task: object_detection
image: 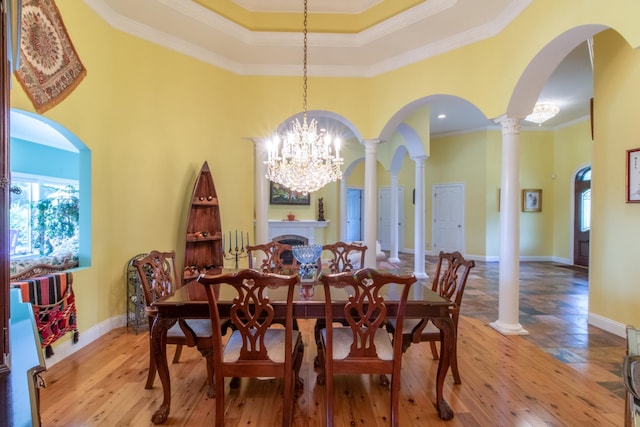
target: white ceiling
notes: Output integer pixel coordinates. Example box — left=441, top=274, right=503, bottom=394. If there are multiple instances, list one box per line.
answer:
left=71, top=1, right=594, bottom=137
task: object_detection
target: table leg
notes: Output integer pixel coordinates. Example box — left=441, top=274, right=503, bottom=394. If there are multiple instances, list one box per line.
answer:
left=150, top=316, right=176, bottom=424
left=431, top=316, right=455, bottom=420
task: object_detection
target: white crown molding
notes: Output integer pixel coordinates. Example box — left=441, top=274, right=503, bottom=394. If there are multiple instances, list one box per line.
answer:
left=153, top=0, right=456, bottom=47
left=84, top=0, right=532, bottom=77
left=232, top=0, right=383, bottom=14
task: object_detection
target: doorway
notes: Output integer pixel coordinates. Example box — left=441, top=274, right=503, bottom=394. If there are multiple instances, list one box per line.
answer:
left=432, top=183, right=465, bottom=254
left=573, top=166, right=591, bottom=267
left=346, top=187, right=363, bottom=242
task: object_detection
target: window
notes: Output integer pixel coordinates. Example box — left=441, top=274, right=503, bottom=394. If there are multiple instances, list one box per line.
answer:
left=580, top=189, right=591, bottom=232
left=577, top=167, right=591, bottom=233
left=10, top=172, right=79, bottom=261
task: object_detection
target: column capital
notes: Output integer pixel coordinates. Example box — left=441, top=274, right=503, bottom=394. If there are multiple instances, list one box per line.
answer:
left=248, top=137, right=269, bottom=153
left=363, top=138, right=383, bottom=147
left=411, top=155, right=428, bottom=162
left=493, top=115, right=522, bottom=135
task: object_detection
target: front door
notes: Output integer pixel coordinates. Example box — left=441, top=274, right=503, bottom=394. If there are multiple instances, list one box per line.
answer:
left=573, top=166, right=591, bottom=267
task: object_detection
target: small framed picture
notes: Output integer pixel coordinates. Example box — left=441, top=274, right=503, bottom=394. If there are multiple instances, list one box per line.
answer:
left=522, top=189, right=542, bottom=212
left=626, top=148, right=640, bottom=203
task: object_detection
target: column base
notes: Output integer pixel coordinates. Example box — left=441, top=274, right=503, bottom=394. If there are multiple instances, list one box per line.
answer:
left=489, top=320, right=529, bottom=335
left=413, top=271, right=428, bottom=279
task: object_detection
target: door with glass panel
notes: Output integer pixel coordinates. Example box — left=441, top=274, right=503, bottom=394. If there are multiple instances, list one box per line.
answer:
left=573, top=166, right=591, bottom=267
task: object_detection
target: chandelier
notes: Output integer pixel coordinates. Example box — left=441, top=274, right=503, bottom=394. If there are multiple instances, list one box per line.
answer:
left=525, top=103, right=560, bottom=125
left=265, top=0, right=343, bottom=194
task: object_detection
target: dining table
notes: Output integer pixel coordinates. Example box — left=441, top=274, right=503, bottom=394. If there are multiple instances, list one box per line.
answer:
left=148, top=270, right=456, bottom=424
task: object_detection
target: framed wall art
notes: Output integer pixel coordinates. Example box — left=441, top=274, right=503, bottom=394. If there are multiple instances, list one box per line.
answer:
left=627, top=148, right=640, bottom=203
left=522, top=189, right=542, bottom=212
left=269, top=181, right=310, bottom=205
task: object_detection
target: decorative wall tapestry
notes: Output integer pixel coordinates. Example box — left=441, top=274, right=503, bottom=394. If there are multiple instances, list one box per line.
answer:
left=15, top=0, right=86, bottom=114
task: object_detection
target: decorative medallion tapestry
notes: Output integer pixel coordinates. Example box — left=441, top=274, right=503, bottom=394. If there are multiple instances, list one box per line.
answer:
left=15, top=0, right=86, bottom=114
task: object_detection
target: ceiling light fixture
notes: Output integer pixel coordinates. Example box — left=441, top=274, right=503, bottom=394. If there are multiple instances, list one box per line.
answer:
left=265, top=0, right=342, bottom=194
left=525, top=103, right=560, bottom=125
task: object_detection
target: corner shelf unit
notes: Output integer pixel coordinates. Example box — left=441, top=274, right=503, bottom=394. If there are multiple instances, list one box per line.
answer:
left=183, top=161, right=223, bottom=283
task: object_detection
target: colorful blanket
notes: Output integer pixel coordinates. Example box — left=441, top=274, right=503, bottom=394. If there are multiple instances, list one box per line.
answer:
left=11, top=272, right=79, bottom=357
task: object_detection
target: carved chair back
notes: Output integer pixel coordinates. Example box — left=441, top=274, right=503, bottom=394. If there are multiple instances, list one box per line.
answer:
left=133, top=250, right=180, bottom=310
left=247, top=241, right=299, bottom=273
left=431, top=251, right=475, bottom=325
left=322, top=241, right=367, bottom=273
left=198, top=269, right=303, bottom=426
left=317, top=268, right=416, bottom=427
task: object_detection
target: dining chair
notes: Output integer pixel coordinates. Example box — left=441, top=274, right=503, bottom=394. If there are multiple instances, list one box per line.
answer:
left=312, top=241, right=368, bottom=367
left=198, top=269, right=304, bottom=427
left=387, top=250, right=475, bottom=385
left=321, top=241, right=367, bottom=272
left=133, top=250, right=215, bottom=397
left=317, top=268, right=416, bottom=427
left=247, top=241, right=299, bottom=273
left=625, top=325, right=640, bottom=427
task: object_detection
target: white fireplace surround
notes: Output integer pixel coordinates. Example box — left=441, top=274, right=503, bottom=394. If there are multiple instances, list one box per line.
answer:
left=268, top=220, right=329, bottom=246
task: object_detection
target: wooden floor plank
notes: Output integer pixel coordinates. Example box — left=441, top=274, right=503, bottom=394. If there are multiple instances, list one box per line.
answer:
left=39, top=256, right=626, bottom=426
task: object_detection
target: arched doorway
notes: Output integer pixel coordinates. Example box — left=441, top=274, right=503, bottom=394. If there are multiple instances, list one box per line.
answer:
left=573, top=166, right=591, bottom=267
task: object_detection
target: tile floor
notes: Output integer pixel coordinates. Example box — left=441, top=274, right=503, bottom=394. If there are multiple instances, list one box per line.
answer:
left=393, top=252, right=627, bottom=399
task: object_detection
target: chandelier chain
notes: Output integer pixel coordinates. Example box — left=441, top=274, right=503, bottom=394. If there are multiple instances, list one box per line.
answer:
left=302, top=0, right=308, bottom=118
left=264, top=0, right=343, bottom=194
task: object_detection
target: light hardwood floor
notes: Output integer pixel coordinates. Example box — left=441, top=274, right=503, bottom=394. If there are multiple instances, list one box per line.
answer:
left=40, top=257, right=627, bottom=426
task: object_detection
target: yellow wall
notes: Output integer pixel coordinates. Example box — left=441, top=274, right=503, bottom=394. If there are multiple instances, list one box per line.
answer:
left=397, top=156, right=415, bottom=249
left=552, top=121, right=593, bottom=260
left=591, top=29, right=640, bottom=326
left=518, top=131, right=555, bottom=256
left=9, top=0, right=640, bottom=340
left=430, top=131, right=488, bottom=255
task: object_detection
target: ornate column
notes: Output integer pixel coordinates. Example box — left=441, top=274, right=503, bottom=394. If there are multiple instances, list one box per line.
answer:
left=413, top=156, right=427, bottom=279
left=389, top=173, right=400, bottom=263
left=363, top=139, right=380, bottom=268
left=490, top=117, right=528, bottom=335
left=252, top=138, right=269, bottom=245
left=340, top=178, right=348, bottom=242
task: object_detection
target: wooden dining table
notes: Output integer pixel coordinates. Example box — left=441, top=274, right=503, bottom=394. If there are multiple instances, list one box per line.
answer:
left=148, top=272, right=456, bottom=424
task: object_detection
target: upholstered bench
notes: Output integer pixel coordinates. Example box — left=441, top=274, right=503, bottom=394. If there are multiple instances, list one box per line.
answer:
left=10, top=270, right=79, bottom=358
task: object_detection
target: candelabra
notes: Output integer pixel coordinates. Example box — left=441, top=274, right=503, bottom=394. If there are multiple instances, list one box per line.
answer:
left=223, top=230, right=249, bottom=270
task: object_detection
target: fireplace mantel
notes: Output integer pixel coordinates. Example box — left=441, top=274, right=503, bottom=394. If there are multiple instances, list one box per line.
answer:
left=268, top=220, right=329, bottom=245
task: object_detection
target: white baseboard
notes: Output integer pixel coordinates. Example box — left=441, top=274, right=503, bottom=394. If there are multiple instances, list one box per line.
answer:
left=44, top=314, right=127, bottom=368
left=588, top=312, right=627, bottom=338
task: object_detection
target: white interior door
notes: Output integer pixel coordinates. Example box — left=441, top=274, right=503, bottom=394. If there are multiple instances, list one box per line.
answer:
left=432, top=183, right=465, bottom=254
left=346, top=187, right=363, bottom=242
left=378, top=187, right=404, bottom=251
